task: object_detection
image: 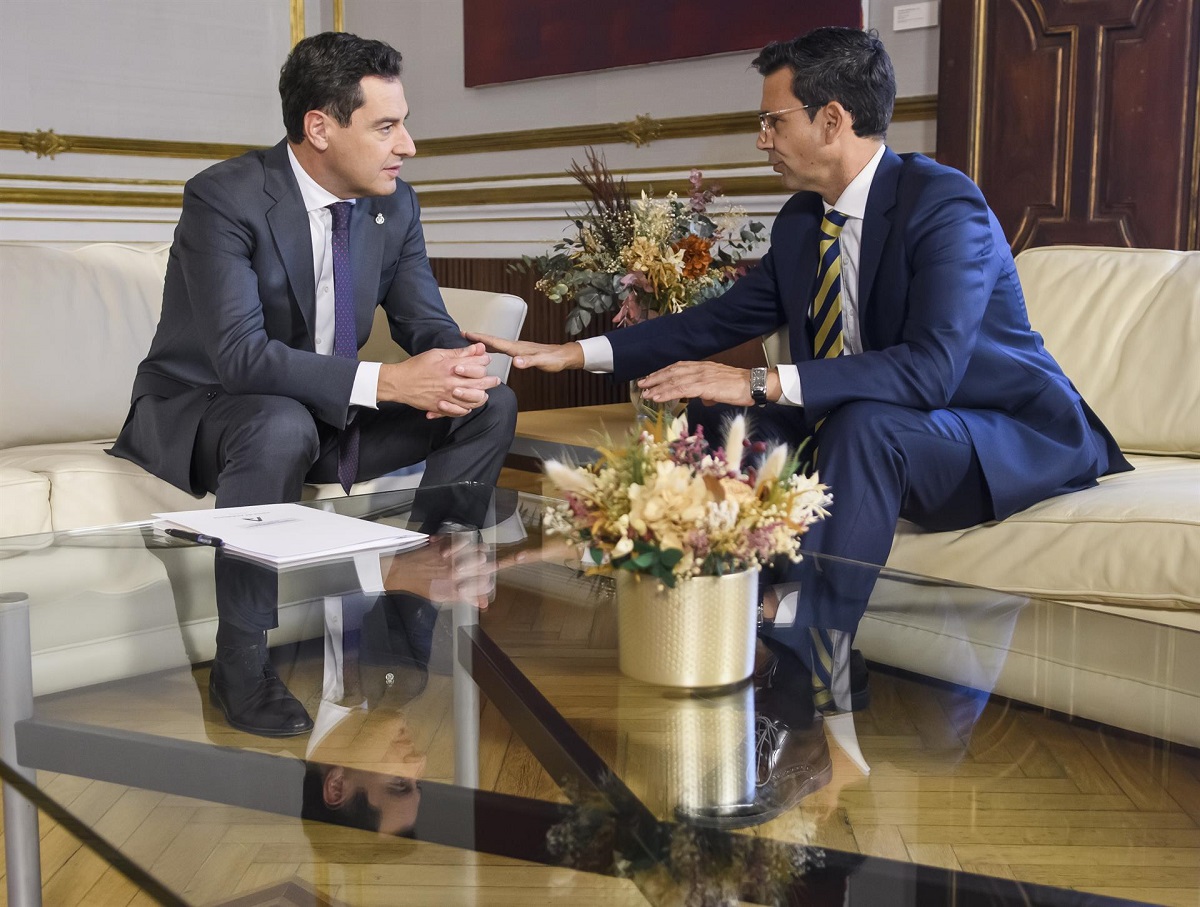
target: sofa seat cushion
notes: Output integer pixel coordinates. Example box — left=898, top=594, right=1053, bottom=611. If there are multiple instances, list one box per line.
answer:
left=0, top=466, right=52, bottom=537
left=0, top=441, right=214, bottom=531
left=887, top=454, right=1200, bottom=609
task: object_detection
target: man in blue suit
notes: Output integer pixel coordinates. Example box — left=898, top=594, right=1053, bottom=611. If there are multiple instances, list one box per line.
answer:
left=472, top=27, right=1128, bottom=759
left=112, top=32, right=515, bottom=736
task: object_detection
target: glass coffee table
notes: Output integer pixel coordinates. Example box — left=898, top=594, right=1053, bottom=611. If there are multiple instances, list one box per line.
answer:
left=1, top=483, right=1194, bottom=905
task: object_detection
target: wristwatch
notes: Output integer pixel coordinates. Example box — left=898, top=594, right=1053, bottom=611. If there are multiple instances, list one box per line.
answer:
left=750, top=367, right=768, bottom=407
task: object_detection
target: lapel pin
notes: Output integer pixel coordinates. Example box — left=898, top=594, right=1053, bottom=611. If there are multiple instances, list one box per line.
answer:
left=375, top=213, right=385, bottom=225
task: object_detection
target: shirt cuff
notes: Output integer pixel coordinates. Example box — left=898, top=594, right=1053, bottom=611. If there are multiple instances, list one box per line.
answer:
left=578, top=336, right=614, bottom=373
left=776, top=364, right=804, bottom=406
left=351, top=361, right=382, bottom=409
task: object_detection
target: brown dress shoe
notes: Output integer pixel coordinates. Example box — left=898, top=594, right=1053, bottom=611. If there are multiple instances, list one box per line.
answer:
left=675, top=712, right=831, bottom=829
left=752, top=713, right=832, bottom=818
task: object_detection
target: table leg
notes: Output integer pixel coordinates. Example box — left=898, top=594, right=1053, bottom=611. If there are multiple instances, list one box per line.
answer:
left=0, top=593, right=42, bottom=907
left=452, top=600, right=480, bottom=788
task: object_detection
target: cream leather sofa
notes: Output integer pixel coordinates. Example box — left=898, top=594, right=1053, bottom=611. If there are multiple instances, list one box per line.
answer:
left=856, top=246, right=1200, bottom=747
left=0, top=240, right=526, bottom=698
left=0, top=241, right=526, bottom=537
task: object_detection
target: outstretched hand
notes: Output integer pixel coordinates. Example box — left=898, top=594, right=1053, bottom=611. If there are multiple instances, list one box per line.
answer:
left=638, top=361, right=760, bottom=407
left=463, top=332, right=584, bottom=373
left=377, top=343, right=500, bottom=419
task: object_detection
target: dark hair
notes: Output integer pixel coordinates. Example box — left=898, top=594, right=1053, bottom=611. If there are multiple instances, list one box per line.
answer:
left=752, top=28, right=895, bottom=139
left=301, top=763, right=382, bottom=831
left=279, top=32, right=403, bottom=143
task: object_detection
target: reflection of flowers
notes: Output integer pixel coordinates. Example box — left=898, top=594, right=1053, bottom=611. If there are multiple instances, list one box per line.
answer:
left=543, top=414, right=831, bottom=586
left=518, top=149, right=767, bottom=335
left=547, top=788, right=812, bottom=907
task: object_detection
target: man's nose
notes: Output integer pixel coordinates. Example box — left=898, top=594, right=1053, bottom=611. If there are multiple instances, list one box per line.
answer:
left=396, top=127, right=416, bottom=158
left=756, top=131, right=772, bottom=152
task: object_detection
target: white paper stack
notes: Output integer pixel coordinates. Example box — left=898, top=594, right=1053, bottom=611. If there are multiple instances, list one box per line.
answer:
left=154, top=503, right=427, bottom=566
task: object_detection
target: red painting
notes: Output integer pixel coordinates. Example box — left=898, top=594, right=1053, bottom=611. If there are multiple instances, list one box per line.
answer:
left=463, top=0, right=865, bottom=87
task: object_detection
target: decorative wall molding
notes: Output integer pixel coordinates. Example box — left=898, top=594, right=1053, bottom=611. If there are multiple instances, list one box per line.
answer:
left=290, top=0, right=305, bottom=47
left=0, top=96, right=936, bottom=162
left=0, top=131, right=259, bottom=161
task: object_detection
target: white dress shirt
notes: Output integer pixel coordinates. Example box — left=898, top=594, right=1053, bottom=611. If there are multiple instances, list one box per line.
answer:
left=287, top=146, right=381, bottom=409
left=578, top=143, right=889, bottom=408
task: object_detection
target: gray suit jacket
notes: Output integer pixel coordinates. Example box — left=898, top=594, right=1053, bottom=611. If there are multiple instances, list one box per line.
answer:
left=111, top=139, right=463, bottom=493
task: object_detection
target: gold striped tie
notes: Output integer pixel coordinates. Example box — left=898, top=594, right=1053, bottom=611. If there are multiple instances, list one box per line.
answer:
left=806, top=209, right=849, bottom=470
left=813, top=209, right=849, bottom=362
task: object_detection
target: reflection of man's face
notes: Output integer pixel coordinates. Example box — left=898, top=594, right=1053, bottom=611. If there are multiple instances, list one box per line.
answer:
left=323, top=767, right=421, bottom=836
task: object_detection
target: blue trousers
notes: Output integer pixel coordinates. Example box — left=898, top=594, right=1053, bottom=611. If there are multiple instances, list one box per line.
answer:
left=688, top=399, right=993, bottom=636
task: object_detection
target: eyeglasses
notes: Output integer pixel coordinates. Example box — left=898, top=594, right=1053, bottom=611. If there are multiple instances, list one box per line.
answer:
left=758, top=104, right=810, bottom=135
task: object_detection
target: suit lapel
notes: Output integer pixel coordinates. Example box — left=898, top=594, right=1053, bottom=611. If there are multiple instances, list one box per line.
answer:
left=857, top=148, right=901, bottom=332
left=263, top=141, right=317, bottom=338
left=350, top=200, right=385, bottom=343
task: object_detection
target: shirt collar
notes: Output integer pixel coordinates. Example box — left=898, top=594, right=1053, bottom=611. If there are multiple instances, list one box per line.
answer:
left=826, top=143, right=887, bottom=220
left=286, top=143, right=355, bottom=214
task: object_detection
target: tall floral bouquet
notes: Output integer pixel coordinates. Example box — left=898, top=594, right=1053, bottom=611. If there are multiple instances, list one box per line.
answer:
left=543, top=414, right=831, bottom=587
left=520, top=149, right=768, bottom=335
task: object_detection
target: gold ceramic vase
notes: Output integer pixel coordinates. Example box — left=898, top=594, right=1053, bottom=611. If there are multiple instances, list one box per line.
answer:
left=615, top=569, right=758, bottom=688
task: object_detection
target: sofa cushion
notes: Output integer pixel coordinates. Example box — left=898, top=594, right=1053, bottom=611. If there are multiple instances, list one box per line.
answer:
left=887, top=454, right=1200, bottom=609
left=0, top=466, right=52, bottom=537
left=1015, top=245, right=1200, bottom=456
left=0, top=441, right=213, bottom=531
left=0, top=242, right=169, bottom=450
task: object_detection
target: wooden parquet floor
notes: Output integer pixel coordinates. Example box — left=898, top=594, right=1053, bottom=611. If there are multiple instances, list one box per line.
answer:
left=3, top=469, right=1200, bottom=904
left=6, top=653, right=1200, bottom=904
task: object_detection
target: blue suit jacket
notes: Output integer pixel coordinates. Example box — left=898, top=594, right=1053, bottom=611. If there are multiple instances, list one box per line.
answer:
left=111, top=140, right=463, bottom=493
left=609, top=150, right=1129, bottom=520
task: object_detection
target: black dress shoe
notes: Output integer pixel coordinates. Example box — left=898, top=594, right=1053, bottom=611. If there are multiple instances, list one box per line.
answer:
left=208, top=644, right=314, bottom=737
left=677, top=713, right=832, bottom=829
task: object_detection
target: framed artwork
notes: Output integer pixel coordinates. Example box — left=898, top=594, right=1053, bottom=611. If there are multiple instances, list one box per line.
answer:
left=463, top=0, right=865, bottom=87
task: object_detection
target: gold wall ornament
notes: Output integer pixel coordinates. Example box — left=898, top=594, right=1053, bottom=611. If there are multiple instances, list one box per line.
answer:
left=19, top=129, right=73, bottom=160
left=620, top=113, right=663, bottom=147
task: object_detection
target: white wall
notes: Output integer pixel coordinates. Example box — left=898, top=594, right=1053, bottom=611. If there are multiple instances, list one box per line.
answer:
left=0, top=0, right=940, bottom=253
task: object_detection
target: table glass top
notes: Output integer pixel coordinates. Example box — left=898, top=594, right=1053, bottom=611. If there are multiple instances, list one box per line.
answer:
left=1, top=483, right=1195, bottom=906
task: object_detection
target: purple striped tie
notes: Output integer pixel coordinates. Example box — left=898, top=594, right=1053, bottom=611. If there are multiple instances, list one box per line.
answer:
left=328, top=201, right=360, bottom=495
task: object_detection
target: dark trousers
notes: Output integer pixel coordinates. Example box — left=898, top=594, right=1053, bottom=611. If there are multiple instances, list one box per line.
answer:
left=688, top=398, right=994, bottom=640
left=199, top=385, right=515, bottom=641
left=192, top=384, right=517, bottom=508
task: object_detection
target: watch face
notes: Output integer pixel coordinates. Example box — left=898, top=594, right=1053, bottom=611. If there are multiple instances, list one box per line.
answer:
left=751, top=368, right=767, bottom=405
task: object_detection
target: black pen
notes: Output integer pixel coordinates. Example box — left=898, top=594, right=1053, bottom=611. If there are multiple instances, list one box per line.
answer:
left=163, top=528, right=225, bottom=548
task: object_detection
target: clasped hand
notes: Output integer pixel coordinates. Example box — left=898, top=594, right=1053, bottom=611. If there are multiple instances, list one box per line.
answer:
left=383, top=533, right=498, bottom=609
left=377, top=342, right=500, bottom=418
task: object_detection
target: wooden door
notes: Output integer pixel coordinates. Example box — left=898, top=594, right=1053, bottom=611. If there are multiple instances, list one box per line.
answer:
left=937, top=0, right=1200, bottom=251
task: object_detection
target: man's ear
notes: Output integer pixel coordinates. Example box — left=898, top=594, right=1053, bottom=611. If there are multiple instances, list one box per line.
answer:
left=823, top=102, right=853, bottom=143
left=304, top=110, right=331, bottom=151
left=322, top=766, right=347, bottom=807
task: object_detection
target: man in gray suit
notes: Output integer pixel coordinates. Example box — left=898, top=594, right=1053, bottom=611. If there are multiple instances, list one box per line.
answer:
left=111, top=32, right=515, bottom=736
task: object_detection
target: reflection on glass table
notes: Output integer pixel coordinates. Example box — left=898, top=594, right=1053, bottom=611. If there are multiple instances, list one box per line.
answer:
left=1, top=483, right=1195, bottom=905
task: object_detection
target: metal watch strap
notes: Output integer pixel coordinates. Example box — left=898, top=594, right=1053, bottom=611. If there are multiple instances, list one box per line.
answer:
left=750, top=367, right=768, bottom=407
